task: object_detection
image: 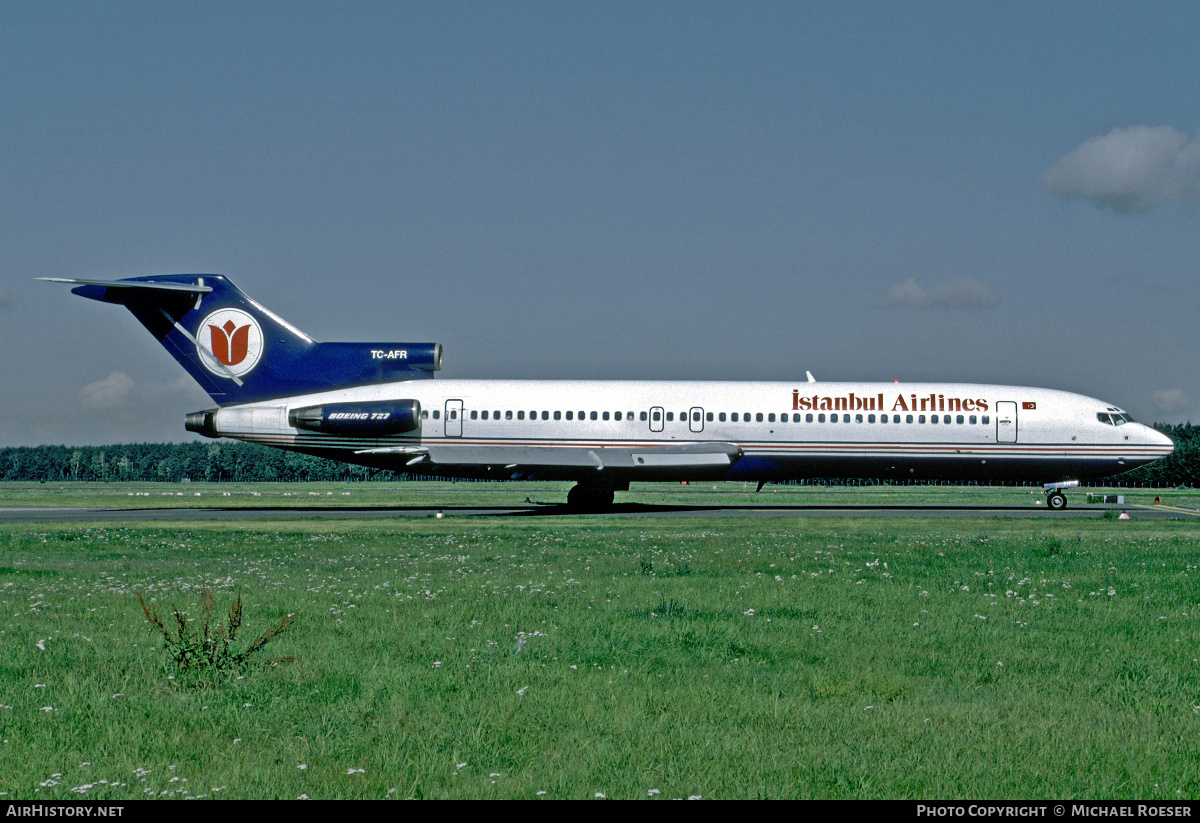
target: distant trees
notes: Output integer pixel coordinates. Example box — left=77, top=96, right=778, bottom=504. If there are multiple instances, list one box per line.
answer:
left=0, top=441, right=402, bottom=483
left=1, top=423, right=1197, bottom=485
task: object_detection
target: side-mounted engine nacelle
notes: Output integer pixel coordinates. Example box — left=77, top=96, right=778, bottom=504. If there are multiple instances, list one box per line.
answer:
left=287, top=400, right=422, bottom=436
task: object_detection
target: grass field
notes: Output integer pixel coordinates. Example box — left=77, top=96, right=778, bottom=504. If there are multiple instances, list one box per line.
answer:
left=1, top=484, right=1198, bottom=799
left=2, top=479, right=1198, bottom=510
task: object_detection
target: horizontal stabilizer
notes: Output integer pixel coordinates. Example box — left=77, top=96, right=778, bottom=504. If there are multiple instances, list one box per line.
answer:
left=38, top=277, right=213, bottom=297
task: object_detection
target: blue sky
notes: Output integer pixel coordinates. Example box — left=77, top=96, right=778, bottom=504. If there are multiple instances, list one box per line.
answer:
left=2, top=1, right=1198, bottom=444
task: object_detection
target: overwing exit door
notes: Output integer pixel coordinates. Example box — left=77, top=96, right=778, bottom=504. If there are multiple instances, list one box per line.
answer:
left=445, top=400, right=463, bottom=437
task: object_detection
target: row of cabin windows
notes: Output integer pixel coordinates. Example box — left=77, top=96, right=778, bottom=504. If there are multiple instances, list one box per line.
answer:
left=419, top=408, right=991, bottom=426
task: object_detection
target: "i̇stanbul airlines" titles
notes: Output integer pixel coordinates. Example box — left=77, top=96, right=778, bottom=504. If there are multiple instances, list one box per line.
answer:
left=791, top=391, right=990, bottom=413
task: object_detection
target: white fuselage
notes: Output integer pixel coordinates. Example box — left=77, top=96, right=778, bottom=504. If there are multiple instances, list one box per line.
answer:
left=206, top=380, right=1174, bottom=485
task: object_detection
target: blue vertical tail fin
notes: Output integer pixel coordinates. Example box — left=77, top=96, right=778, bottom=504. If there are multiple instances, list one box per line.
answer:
left=42, top=274, right=441, bottom=405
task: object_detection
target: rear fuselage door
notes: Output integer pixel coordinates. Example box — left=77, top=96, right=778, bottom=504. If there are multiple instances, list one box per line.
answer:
left=649, top=406, right=664, bottom=433
left=996, top=401, right=1017, bottom=443
left=445, top=400, right=463, bottom=437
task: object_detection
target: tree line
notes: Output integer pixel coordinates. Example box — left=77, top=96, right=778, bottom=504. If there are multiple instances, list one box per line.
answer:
left=2, top=423, right=1197, bottom=486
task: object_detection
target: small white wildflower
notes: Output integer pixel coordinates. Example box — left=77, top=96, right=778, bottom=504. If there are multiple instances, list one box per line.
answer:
left=595, top=792, right=606, bottom=799
left=516, top=686, right=529, bottom=696
left=648, top=789, right=661, bottom=796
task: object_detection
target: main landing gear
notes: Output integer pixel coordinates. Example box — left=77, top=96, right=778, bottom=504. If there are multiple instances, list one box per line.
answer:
left=566, top=478, right=623, bottom=511
left=1043, top=480, right=1079, bottom=511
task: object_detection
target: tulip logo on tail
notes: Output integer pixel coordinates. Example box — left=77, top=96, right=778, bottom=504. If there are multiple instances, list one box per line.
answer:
left=196, top=309, right=264, bottom=378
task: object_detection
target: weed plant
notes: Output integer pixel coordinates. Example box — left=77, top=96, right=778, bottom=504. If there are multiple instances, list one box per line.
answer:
left=136, top=589, right=294, bottom=674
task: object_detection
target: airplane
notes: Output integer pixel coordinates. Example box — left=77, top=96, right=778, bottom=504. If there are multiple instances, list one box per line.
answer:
left=42, top=274, right=1175, bottom=511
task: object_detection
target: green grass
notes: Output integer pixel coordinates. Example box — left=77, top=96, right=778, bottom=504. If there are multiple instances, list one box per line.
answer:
left=2, top=479, right=1197, bottom=510
left=0, top=505, right=1198, bottom=798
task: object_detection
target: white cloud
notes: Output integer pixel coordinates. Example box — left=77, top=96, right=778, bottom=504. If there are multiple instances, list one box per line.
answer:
left=1043, top=125, right=1200, bottom=213
left=1151, top=388, right=1188, bottom=415
left=79, top=371, right=136, bottom=409
left=875, top=278, right=1000, bottom=310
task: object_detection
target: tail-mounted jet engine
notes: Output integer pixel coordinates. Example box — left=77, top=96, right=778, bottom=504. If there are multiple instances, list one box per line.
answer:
left=287, top=401, right=421, bottom=436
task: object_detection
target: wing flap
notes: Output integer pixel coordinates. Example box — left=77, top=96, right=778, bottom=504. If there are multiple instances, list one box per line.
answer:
left=357, top=442, right=741, bottom=470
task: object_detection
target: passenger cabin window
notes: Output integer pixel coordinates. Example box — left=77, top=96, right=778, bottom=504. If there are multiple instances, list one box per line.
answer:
left=719, top=413, right=726, bottom=422
left=518, top=411, right=525, bottom=420
left=554, top=411, right=561, bottom=420
left=603, top=412, right=610, bottom=421
left=706, top=412, right=714, bottom=422
left=806, top=413, right=814, bottom=423
left=541, top=411, right=549, bottom=420
left=566, top=411, right=573, bottom=420
left=433, top=410, right=440, bottom=419
left=591, top=411, right=599, bottom=421
left=856, top=414, right=863, bottom=423
left=471, top=410, right=478, bottom=420
left=665, top=412, right=673, bottom=422
left=969, top=415, right=976, bottom=424
left=818, top=413, right=826, bottom=423
left=640, top=411, right=648, bottom=421
left=906, top=415, right=914, bottom=423
left=982, top=415, right=990, bottom=424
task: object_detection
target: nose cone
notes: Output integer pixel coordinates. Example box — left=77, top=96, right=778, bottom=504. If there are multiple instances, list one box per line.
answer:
left=1144, top=425, right=1175, bottom=452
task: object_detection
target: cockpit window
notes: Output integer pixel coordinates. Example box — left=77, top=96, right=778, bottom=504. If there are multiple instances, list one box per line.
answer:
left=1096, top=413, right=1113, bottom=425
left=1120, top=412, right=1134, bottom=423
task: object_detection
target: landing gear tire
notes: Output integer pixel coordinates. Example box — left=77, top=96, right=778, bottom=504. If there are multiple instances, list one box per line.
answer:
left=1046, top=491, right=1067, bottom=510
left=566, top=484, right=615, bottom=512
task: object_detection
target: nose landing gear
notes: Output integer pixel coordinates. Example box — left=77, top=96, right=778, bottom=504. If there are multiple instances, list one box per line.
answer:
left=1043, top=480, right=1078, bottom=511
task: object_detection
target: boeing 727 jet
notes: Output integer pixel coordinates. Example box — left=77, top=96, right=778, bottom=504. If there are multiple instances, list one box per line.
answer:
left=43, top=275, right=1174, bottom=510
